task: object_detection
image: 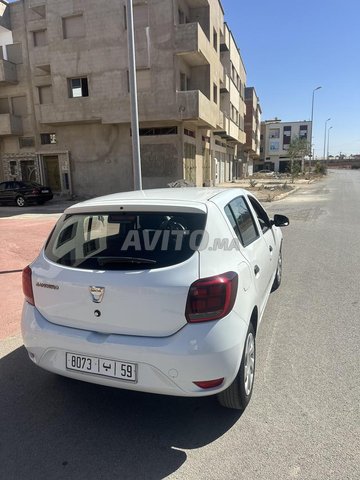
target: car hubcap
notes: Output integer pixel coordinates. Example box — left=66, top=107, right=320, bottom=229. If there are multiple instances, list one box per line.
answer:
left=17, top=197, right=25, bottom=206
left=244, top=332, right=255, bottom=396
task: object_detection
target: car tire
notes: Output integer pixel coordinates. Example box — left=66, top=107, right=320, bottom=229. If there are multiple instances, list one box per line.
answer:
left=16, top=195, right=26, bottom=207
left=271, top=248, right=282, bottom=292
left=217, top=322, right=256, bottom=411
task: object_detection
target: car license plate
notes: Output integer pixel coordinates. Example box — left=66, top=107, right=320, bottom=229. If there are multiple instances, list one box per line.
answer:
left=66, top=352, right=137, bottom=382
left=41, top=189, right=49, bottom=193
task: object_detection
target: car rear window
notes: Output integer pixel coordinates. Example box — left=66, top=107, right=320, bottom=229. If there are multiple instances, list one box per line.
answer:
left=45, top=211, right=207, bottom=270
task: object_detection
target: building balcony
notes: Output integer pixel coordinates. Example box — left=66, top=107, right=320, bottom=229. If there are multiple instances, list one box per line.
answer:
left=0, top=59, right=17, bottom=85
left=215, top=114, right=246, bottom=144
left=38, top=102, right=102, bottom=125
left=0, top=113, right=23, bottom=136
left=0, top=1, right=10, bottom=30
left=175, top=23, right=211, bottom=66
left=220, top=73, right=230, bottom=93
left=177, top=90, right=219, bottom=129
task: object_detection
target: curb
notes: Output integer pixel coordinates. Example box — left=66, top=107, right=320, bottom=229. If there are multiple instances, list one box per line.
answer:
left=272, top=186, right=300, bottom=202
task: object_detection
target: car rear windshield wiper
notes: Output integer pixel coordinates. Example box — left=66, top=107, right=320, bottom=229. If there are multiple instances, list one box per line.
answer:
left=97, top=257, right=157, bottom=266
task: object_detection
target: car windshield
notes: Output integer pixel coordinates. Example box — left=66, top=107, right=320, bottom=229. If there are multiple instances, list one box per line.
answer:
left=45, top=211, right=207, bottom=270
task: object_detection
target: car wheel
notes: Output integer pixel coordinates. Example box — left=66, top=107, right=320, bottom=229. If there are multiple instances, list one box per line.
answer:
left=16, top=195, right=26, bottom=207
left=217, top=322, right=256, bottom=411
left=271, top=248, right=282, bottom=292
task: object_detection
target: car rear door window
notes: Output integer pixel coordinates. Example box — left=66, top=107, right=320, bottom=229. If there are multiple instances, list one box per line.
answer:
left=226, top=197, right=259, bottom=247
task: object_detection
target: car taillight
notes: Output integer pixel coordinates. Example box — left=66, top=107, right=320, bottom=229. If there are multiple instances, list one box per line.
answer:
left=185, top=271, right=238, bottom=323
left=22, top=266, right=35, bottom=306
left=193, top=378, right=224, bottom=389
left=32, top=189, right=40, bottom=194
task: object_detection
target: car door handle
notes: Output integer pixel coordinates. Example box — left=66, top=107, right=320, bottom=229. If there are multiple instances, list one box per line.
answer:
left=254, top=265, right=260, bottom=275
left=269, top=245, right=273, bottom=252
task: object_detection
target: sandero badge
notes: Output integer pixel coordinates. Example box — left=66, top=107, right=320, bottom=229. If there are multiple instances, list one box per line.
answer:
left=89, top=286, right=105, bottom=303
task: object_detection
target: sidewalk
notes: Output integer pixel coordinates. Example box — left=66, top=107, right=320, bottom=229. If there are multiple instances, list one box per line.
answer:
left=218, top=176, right=320, bottom=202
left=0, top=216, right=58, bottom=343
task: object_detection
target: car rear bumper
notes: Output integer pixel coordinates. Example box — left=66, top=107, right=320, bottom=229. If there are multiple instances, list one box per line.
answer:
left=21, top=302, right=248, bottom=397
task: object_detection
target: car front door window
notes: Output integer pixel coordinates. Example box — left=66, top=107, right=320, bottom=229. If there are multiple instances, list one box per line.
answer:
left=247, top=196, right=271, bottom=234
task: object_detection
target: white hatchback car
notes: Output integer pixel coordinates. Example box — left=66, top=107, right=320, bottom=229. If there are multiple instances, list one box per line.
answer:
left=21, top=188, right=289, bottom=410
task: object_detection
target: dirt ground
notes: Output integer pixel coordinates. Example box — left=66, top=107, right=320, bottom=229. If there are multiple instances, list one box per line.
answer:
left=218, top=174, right=323, bottom=202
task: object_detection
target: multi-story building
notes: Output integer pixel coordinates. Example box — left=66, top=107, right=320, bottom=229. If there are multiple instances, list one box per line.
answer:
left=258, top=119, right=311, bottom=173
left=212, top=22, right=246, bottom=184
left=238, top=86, right=261, bottom=177
left=0, top=0, right=247, bottom=197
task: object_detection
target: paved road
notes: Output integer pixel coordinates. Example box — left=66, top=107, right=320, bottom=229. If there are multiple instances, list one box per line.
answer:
left=0, top=171, right=359, bottom=479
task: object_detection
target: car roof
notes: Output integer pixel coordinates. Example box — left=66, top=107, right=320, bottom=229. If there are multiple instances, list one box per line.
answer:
left=66, top=187, right=251, bottom=214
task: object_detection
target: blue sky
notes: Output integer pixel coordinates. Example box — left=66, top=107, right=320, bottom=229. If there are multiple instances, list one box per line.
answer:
left=221, top=0, right=360, bottom=157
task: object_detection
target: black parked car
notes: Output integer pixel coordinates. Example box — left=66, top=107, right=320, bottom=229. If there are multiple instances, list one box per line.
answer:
left=0, top=181, right=53, bottom=207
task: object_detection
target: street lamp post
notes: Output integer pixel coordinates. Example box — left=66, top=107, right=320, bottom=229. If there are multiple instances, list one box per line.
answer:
left=309, top=86, right=322, bottom=172
left=326, top=126, right=333, bottom=161
left=323, top=117, right=331, bottom=160
left=126, top=0, right=142, bottom=190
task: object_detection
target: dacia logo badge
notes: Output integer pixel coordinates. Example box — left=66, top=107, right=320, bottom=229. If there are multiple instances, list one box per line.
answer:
left=89, top=286, right=105, bottom=303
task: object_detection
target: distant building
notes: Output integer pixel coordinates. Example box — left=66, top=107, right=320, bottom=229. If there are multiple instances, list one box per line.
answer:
left=0, top=0, right=248, bottom=196
left=238, top=86, right=261, bottom=177
left=258, top=119, right=312, bottom=173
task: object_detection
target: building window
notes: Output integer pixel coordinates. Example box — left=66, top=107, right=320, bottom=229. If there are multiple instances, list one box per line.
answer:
left=29, top=5, right=46, bottom=19
left=34, top=64, right=51, bottom=76
left=230, top=103, right=239, bottom=126
left=213, top=29, right=218, bottom=51
left=62, top=14, right=85, bottom=39
left=38, top=85, right=53, bottom=105
left=68, top=77, right=89, bottom=98
left=299, top=125, right=308, bottom=139
left=213, top=83, right=218, bottom=104
left=0, top=98, right=10, bottom=114
left=178, top=9, right=187, bottom=24
left=269, top=128, right=280, bottom=139
left=184, top=128, right=195, bottom=138
left=283, top=126, right=291, bottom=145
left=180, top=72, right=189, bottom=91
left=270, top=141, right=280, bottom=151
left=19, top=137, right=35, bottom=149
left=138, top=127, right=178, bottom=136
left=123, top=6, right=127, bottom=29
left=11, top=96, right=27, bottom=116
left=33, top=29, right=48, bottom=47
left=41, top=133, right=57, bottom=145
left=9, top=161, right=17, bottom=176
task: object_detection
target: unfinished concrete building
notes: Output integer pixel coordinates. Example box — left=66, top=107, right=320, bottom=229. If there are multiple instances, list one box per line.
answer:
left=0, top=0, right=247, bottom=196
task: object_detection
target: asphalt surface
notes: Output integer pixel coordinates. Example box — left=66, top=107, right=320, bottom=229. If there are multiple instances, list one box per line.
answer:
left=0, top=170, right=359, bottom=479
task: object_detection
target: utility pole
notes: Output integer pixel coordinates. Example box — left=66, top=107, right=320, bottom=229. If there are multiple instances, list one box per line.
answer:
left=323, top=118, right=331, bottom=160
left=309, top=86, right=322, bottom=172
left=327, top=126, right=333, bottom=160
left=126, top=0, right=142, bottom=190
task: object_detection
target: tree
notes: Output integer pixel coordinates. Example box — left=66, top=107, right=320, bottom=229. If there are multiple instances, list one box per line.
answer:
left=287, top=136, right=309, bottom=180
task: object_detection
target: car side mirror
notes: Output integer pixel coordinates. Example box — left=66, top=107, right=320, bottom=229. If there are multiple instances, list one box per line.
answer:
left=272, top=214, right=290, bottom=227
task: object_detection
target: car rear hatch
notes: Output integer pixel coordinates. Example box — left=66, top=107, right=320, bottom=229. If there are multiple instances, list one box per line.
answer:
left=32, top=205, right=207, bottom=337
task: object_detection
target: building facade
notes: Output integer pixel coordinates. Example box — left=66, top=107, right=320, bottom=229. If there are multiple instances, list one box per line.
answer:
left=238, top=86, right=261, bottom=177
left=258, top=119, right=311, bottom=173
left=0, top=0, right=247, bottom=197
